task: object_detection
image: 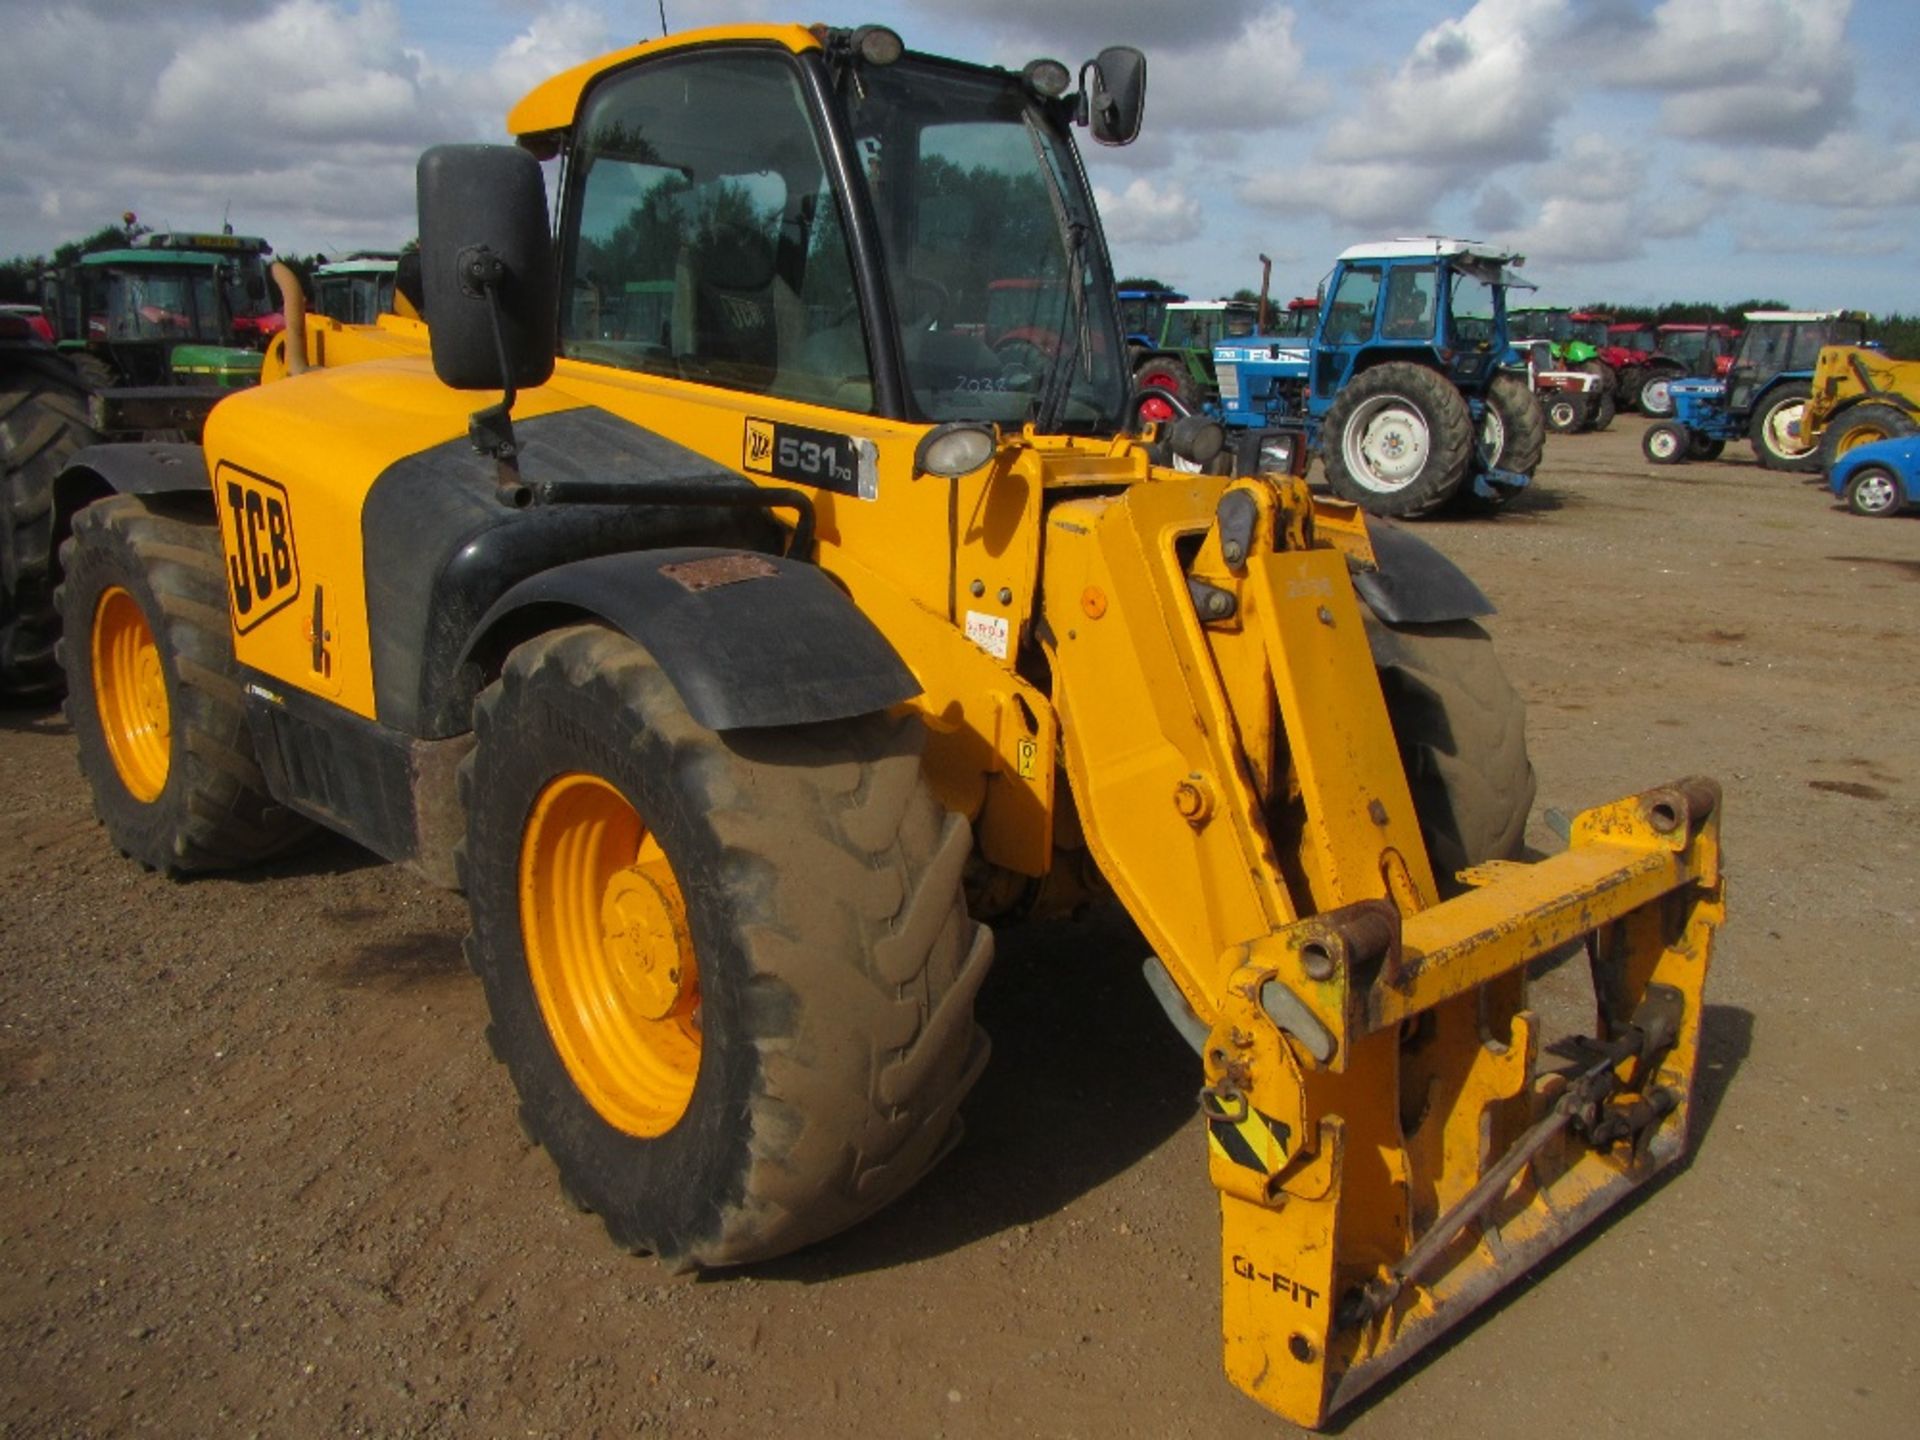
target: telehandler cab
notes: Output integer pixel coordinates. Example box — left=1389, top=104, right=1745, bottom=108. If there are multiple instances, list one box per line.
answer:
left=48, top=24, right=1723, bottom=1429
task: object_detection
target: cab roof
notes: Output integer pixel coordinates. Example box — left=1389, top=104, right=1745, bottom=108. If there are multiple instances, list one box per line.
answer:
left=1336, top=237, right=1523, bottom=266
left=1742, top=309, right=1872, bottom=323
left=78, top=248, right=230, bottom=268
left=509, top=23, right=821, bottom=137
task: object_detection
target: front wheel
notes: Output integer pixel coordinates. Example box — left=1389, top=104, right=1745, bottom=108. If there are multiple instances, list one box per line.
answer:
left=1480, top=372, right=1545, bottom=476
left=1638, top=372, right=1677, bottom=418
left=58, top=495, right=310, bottom=872
left=1132, top=356, right=1198, bottom=424
left=1643, top=422, right=1689, bottom=465
left=1749, top=381, right=1818, bottom=472
left=1320, top=363, right=1474, bottom=517
left=1365, top=614, right=1536, bottom=886
left=1544, top=395, right=1583, bottom=434
left=460, top=624, right=993, bottom=1268
left=1844, top=466, right=1905, bottom=518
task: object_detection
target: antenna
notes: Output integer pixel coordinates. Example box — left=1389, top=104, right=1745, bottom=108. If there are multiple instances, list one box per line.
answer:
left=658, top=2, right=668, bottom=37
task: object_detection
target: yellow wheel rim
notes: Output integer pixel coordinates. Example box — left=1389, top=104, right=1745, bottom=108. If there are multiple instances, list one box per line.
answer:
left=91, top=586, right=171, bottom=803
left=519, top=773, right=701, bottom=1137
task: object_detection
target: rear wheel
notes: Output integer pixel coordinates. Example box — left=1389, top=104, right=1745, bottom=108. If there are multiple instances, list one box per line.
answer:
left=1133, top=356, right=1198, bottom=424
left=1844, top=466, right=1905, bottom=518
left=1480, top=373, right=1545, bottom=475
left=58, top=495, right=310, bottom=872
left=1642, top=422, right=1688, bottom=465
left=0, top=365, right=97, bottom=696
left=1320, top=363, right=1474, bottom=517
left=1817, top=401, right=1918, bottom=473
left=1589, top=388, right=1617, bottom=432
left=1749, top=381, right=1817, bottom=472
left=461, top=624, right=993, bottom=1268
left=1365, top=614, right=1536, bottom=886
left=1638, top=371, right=1678, bottom=418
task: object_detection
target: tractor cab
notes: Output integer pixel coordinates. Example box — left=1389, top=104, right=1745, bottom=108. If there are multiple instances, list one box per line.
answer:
left=131, top=231, right=282, bottom=348
left=1724, top=310, right=1869, bottom=415
left=311, top=253, right=404, bottom=325
left=1117, top=285, right=1187, bottom=350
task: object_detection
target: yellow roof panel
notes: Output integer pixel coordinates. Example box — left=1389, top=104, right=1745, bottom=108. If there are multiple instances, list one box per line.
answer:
left=507, top=24, right=824, bottom=137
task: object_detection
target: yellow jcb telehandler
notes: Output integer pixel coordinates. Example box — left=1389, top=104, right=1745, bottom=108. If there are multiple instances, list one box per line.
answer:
left=1805, top=341, right=1920, bottom=471
left=46, top=24, right=1723, bottom=1428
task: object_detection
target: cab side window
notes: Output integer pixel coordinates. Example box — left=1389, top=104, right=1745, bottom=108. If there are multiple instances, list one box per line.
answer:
left=563, top=50, right=872, bottom=410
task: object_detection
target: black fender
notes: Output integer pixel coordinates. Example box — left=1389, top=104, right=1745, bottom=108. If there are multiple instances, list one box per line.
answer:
left=462, top=546, right=921, bottom=732
left=1350, top=516, right=1493, bottom=625
left=56, top=442, right=211, bottom=516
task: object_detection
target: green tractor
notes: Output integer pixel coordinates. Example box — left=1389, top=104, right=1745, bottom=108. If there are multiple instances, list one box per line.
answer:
left=1132, top=298, right=1260, bottom=421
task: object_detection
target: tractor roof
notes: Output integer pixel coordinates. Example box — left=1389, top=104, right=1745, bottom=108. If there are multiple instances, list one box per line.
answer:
left=1336, top=237, right=1522, bottom=266
left=314, top=256, right=399, bottom=276
left=133, top=231, right=272, bottom=255
left=78, top=248, right=231, bottom=268
left=1742, top=309, right=1872, bottom=323
left=1166, top=299, right=1257, bottom=313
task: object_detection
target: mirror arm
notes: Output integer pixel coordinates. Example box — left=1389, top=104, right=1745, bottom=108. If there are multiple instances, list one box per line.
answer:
left=457, top=245, right=533, bottom=508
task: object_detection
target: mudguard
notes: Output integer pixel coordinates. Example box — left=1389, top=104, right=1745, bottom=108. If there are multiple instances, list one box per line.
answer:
left=59, top=442, right=210, bottom=499
left=463, top=546, right=921, bottom=731
left=1351, top=516, right=1493, bottom=624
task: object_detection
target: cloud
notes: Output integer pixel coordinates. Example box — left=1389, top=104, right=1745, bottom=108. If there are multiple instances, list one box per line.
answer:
left=1689, top=133, right=1920, bottom=208
left=1594, top=0, right=1855, bottom=145
left=1093, top=177, right=1204, bottom=246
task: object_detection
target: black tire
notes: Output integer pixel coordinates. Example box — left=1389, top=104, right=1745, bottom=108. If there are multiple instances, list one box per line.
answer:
left=1589, top=389, right=1617, bottom=432
left=1580, top=359, right=1616, bottom=396
left=1544, top=395, right=1584, bottom=434
left=1817, top=401, right=1919, bottom=474
left=57, top=494, right=312, bottom=872
left=1132, top=355, right=1198, bottom=421
left=1481, top=372, right=1546, bottom=475
left=1642, top=422, right=1689, bottom=465
left=0, top=365, right=98, bottom=695
left=1637, top=369, right=1679, bottom=418
left=1364, top=614, right=1536, bottom=888
left=1688, top=433, right=1726, bottom=462
left=1749, top=380, right=1818, bottom=472
left=1320, top=362, right=1474, bottom=518
left=460, top=624, right=993, bottom=1269
left=69, top=352, right=118, bottom=393
left=1844, top=466, right=1905, bottom=518
left=1615, top=366, right=1645, bottom=412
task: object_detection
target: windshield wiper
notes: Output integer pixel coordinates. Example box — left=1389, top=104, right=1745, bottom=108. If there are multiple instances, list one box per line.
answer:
left=1034, top=221, right=1089, bottom=435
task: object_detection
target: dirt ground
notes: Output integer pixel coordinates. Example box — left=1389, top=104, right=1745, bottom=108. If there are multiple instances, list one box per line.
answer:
left=3, top=418, right=1917, bottom=1439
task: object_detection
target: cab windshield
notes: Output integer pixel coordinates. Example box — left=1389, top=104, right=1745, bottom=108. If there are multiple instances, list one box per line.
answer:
left=102, top=266, right=223, bottom=342
left=835, top=56, right=1128, bottom=430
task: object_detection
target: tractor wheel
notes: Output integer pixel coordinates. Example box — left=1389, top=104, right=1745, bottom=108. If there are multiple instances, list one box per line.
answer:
left=460, top=624, right=993, bottom=1269
left=1580, top=359, right=1616, bottom=396
left=69, top=353, right=118, bottom=394
left=1320, top=363, right=1474, bottom=517
left=1817, top=402, right=1918, bottom=473
left=0, top=365, right=97, bottom=696
left=1749, top=381, right=1818, bottom=472
left=1642, top=423, right=1688, bottom=465
left=1481, top=372, right=1545, bottom=475
left=1638, top=371, right=1678, bottom=418
left=1590, top=389, right=1617, bottom=432
left=1544, top=395, right=1584, bottom=434
left=1843, top=466, right=1905, bottom=518
left=1364, top=614, right=1536, bottom=888
left=1688, top=433, right=1726, bottom=462
left=1132, top=356, right=1198, bottom=424
left=57, top=495, right=311, bottom=873
left=1615, top=366, right=1645, bottom=412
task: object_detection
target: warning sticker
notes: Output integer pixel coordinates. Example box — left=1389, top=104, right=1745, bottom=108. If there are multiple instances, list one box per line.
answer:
left=964, top=609, right=1010, bottom=660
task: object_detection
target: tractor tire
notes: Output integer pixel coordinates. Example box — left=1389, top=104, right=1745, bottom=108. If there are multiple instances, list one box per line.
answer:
left=1817, top=401, right=1918, bottom=474
left=69, top=353, right=118, bottom=394
left=1638, top=370, right=1679, bottom=418
left=1615, top=366, right=1645, bottom=412
left=1481, top=372, right=1546, bottom=476
left=1688, top=433, right=1726, bottom=462
left=1544, top=394, right=1584, bottom=434
left=1132, top=355, right=1198, bottom=424
left=1642, top=422, right=1689, bottom=466
left=1843, top=466, right=1905, bottom=518
left=1580, top=359, right=1616, bottom=396
left=57, top=494, right=311, bottom=873
left=1590, top=388, right=1617, bottom=432
left=1749, top=381, right=1818, bottom=472
left=1320, top=363, right=1474, bottom=518
left=0, top=365, right=97, bottom=696
left=1364, top=614, right=1536, bottom=888
left=460, top=623, right=993, bottom=1270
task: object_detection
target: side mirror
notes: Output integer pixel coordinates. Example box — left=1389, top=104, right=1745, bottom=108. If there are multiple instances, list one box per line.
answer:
left=418, top=144, right=555, bottom=391
left=1085, top=47, right=1146, bottom=146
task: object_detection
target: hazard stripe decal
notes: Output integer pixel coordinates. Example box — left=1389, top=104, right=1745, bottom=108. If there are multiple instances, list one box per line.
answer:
left=1208, top=1107, right=1292, bottom=1174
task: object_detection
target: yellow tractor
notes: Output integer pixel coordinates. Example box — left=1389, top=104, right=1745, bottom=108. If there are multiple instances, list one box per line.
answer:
left=49, top=24, right=1724, bottom=1428
left=1806, top=343, right=1920, bottom=470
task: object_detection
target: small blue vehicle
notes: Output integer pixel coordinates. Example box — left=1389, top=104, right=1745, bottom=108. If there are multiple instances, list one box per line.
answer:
left=1828, top=433, right=1919, bottom=517
left=1639, top=310, right=1872, bottom=472
left=1212, top=238, right=1543, bottom=517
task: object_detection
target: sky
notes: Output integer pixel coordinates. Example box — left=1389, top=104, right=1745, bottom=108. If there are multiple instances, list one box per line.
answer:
left=2, top=0, right=1916, bottom=312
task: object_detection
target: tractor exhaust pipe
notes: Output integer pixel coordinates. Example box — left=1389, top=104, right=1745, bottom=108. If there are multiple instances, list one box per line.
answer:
left=270, top=261, right=308, bottom=375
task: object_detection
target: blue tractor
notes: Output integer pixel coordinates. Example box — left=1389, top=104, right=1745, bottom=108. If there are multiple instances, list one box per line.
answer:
left=1639, top=310, right=1873, bottom=471
left=1212, top=239, right=1544, bottom=516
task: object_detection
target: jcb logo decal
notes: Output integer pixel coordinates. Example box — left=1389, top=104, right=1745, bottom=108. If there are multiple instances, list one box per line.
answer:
left=215, top=463, right=300, bottom=633
left=743, top=419, right=775, bottom=474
